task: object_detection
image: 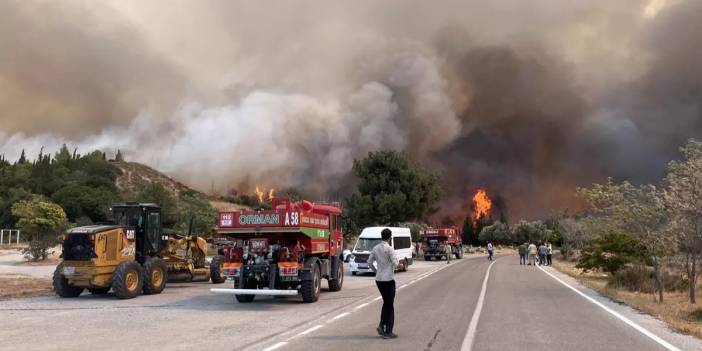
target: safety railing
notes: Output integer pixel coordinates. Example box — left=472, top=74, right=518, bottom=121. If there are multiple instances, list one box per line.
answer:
left=0, top=229, right=21, bottom=245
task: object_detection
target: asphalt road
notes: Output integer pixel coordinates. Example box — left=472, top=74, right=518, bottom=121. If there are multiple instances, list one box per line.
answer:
left=2, top=255, right=702, bottom=351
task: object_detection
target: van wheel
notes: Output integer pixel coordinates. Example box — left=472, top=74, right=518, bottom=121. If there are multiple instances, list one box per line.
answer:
left=403, top=259, right=409, bottom=272
left=352, top=271, right=357, bottom=276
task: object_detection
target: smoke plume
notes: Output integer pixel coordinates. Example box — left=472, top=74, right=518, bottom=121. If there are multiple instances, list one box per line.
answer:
left=1, top=0, right=701, bottom=219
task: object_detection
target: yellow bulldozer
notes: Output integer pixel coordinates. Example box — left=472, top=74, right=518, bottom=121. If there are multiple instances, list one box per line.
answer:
left=53, top=202, right=214, bottom=299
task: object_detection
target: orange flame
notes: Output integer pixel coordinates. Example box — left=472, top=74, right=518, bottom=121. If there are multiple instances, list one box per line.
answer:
left=473, top=189, right=492, bottom=222
left=255, top=186, right=275, bottom=203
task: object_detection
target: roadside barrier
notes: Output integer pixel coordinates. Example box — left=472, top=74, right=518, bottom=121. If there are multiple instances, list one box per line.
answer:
left=0, top=229, right=21, bottom=245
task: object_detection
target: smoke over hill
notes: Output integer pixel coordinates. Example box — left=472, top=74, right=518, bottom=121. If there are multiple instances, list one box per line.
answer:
left=1, top=0, right=701, bottom=219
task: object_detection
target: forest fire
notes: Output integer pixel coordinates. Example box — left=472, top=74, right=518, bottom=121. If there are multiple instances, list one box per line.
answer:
left=255, top=186, right=275, bottom=203
left=473, top=189, right=492, bottom=223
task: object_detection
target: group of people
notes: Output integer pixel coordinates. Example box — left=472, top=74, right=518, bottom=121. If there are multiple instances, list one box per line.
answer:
left=518, top=242, right=553, bottom=266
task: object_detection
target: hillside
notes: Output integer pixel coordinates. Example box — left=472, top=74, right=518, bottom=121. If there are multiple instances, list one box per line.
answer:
left=113, top=161, right=204, bottom=199
left=112, top=161, right=251, bottom=212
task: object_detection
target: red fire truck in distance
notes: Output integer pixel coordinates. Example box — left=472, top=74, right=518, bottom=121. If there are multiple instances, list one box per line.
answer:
left=420, top=226, right=464, bottom=261
left=209, top=198, right=344, bottom=303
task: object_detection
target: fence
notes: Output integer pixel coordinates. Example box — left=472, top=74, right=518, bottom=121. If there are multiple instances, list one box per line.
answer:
left=0, top=229, right=21, bottom=245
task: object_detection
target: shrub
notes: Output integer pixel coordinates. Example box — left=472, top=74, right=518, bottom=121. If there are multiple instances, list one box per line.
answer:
left=608, top=265, right=685, bottom=293
left=576, top=232, right=642, bottom=275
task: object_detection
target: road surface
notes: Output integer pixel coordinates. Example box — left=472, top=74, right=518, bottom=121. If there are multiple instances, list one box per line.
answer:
left=1, top=254, right=701, bottom=351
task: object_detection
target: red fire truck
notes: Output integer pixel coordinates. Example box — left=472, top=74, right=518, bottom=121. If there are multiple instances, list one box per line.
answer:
left=420, top=226, right=464, bottom=261
left=209, top=198, right=344, bottom=303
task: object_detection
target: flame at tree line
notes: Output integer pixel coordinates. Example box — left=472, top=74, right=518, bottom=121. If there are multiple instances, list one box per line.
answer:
left=255, top=186, right=275, bottom=203
left=472, top=189, right=492, bottom=223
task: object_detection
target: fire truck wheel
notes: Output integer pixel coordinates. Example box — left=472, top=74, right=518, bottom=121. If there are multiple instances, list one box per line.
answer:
left=53, top=264, right=84, bottom=298
left=328, top=261, right=344, bottom=292
left=142, top=257, right=167, bottom=295
left=235, top=280, right=255, bottom=303
left=210, top=255, right=226, bottom=284
left=113, top=261, right=143, bottom=299
left=457, top=247, right=464, bottom=259
left=302, top=263, right=321, bottom=303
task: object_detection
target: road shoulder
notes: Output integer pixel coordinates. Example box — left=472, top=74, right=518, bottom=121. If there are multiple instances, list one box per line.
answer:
left=541, top=264, right=702, bottom=351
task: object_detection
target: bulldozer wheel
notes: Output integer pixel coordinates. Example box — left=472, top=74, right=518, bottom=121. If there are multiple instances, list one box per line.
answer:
left=210, top=255, right=226, bottom=284
left=301, top=262, right=321, bottom=303
left=88, top=287, right=110, bottom=295
left=328, top=259, right=344, bottom=292
left=113, top=261, right=143, bottom=299
left=142, top=257, right=167, bottom=295
left=53, top=264, right=84, bottom=298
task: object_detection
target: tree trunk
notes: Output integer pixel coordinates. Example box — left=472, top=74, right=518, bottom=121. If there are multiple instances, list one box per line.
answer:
left=691, top=255, right=698, bottom=304
left=653, top=257, right=664, bottom=303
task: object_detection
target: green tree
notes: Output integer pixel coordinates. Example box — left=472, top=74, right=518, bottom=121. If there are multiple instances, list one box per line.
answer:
left=345, top=150, right=442, bottom=228
left=462, top=217, right=475, bottom=245
left=11, top=197, right=68, bottom=261
left=579, top=180, right=675, bottom=302
left=576, top=232, right=642, bottom=275
left=511, top=220, right=548, bottom=244
left=134, top=183, right=179, bottom=228
left=663, top=139, right=702, bottom=303
left=479, top=221, right=510, bottom=245
left=175, top=191, right=217, bottom=237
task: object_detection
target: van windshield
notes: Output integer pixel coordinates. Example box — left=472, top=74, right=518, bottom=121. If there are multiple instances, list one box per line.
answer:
left=355, top=238, right=382, bottom=252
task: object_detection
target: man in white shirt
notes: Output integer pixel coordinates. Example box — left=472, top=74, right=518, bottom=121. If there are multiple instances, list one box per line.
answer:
left=367, top=228, right=399, bottom=339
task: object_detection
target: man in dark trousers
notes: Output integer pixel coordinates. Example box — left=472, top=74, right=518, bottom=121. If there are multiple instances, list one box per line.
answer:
left=518, top=242, right=527, bottom=265
left=367, top=228, right=399, bottom=339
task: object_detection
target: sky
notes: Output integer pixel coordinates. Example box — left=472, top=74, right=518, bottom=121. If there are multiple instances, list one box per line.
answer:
left=1, top=0, right=700, bottom=220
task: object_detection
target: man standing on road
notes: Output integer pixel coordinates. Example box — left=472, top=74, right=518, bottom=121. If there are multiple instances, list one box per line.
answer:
left=368, top=228, right=399, bottom=339
left=487, top=242, right=494, bottom=261
left=518, top=242, right=527, bottom=265
left=546, top=242, right=553, bottom=266
left=538, top=243, right=548, bottom=265
left=528, top=242, right=537, bottom=266
left=445, top=243, right=452, bottom=264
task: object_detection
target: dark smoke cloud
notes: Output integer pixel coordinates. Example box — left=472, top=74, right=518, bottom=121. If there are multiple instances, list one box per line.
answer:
left=1, top=0, right=701, bottom=220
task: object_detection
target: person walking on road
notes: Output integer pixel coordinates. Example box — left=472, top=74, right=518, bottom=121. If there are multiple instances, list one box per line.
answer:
left=538, top=243, right=548, bottom=266
left=546, top=242, right=553, bottom=266
left=487, top=242, right=494, bottom=261
left=518, top=243, right=527, bottom=265
left=368, top=228, right=399, bottom=339
left=445, top=243, right=452, bottom=264
left=527, top=242, right=537, bottom=266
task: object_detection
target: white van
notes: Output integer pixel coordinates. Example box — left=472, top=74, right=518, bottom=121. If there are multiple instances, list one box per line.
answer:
left=349, top=227, right=413, bottom=275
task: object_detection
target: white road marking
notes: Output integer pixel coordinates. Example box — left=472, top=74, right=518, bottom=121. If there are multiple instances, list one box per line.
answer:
left=332, top=312, right=351, bottom=320
left=244, top=258, right=475, bottom=351
left=354, top=302, right=369, bottom=310
left=538, top=265, right=681, bottom=351
left=460, top=259, right=498, bottom=351
left=298, top=325, right=323, bottom=336
left=261, top=342, right=288, bottom=351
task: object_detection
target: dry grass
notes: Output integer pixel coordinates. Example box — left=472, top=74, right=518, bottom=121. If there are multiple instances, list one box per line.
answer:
left=0, top=276, right=53, bottom=300
left=552, top=259, right=702, bottom=340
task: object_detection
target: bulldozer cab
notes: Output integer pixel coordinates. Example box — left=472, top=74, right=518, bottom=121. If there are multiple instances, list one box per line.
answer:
left=110, top=203, right=164, bottom=263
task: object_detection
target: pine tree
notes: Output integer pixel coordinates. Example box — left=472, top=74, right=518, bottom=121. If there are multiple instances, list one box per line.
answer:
left=17, top=149, right=27, bottom=164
